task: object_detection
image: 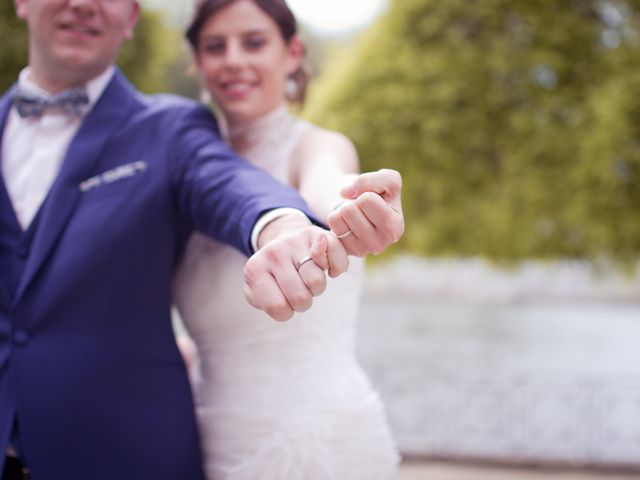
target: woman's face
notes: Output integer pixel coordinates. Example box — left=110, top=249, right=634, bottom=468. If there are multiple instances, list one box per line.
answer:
left=195, top=0, right=301, bottom=124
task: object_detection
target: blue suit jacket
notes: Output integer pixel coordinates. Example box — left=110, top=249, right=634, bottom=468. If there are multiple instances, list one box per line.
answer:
left=0, top=70, right=313, bottom=479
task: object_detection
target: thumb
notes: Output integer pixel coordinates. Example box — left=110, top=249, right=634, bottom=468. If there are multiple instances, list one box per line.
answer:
left=340, top=169, right=402, bottom=210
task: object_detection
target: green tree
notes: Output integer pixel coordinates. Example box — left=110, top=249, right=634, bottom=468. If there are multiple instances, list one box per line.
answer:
left=0, top=1, right=28, bottom=92
left=117, top=9, right=184, bottom=94
left=306, top=0, right=640, bottom=264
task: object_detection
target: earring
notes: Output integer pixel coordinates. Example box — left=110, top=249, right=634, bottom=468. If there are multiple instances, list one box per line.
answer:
left=285, top=77, right=298, bottom=100
left=200, top=89, right=212, bottom=104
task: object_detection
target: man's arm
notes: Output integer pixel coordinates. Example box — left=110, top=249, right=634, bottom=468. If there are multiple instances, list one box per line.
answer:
left=171, top=103, right=321, bottom=256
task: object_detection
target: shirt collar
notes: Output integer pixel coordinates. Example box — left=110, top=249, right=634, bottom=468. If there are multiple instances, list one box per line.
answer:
left=17, top=65, right=116, bottom=108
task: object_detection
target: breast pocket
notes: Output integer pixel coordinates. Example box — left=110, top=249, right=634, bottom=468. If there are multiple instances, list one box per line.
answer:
left=79, top=162, right=149, bottom=206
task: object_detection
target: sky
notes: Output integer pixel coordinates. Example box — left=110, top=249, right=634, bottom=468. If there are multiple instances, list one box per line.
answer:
left=145, top=0, right=389, bottom=36
left=287, top=0, right=388, bottom=35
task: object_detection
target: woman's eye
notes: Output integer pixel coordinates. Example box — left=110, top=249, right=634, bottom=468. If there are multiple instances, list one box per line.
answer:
left=244, top=37, right=266, bottom=50
left=203, top=43, right=225, bottom=55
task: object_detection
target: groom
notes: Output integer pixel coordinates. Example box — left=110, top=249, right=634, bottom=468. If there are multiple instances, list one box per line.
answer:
left=0, top=0, right=404, bottom=479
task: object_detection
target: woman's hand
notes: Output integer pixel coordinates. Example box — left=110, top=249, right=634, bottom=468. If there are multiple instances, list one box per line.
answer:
left=328, top=169, right=404, bottom=257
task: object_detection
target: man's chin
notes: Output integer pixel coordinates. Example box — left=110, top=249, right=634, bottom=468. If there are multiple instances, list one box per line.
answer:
left=54, top=56, right=111, bottom=84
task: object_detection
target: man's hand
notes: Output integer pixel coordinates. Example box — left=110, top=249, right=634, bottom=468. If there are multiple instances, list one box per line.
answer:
left=245, top=215, right=349, bottom=321
left=327, top=169, right=404, bottom=257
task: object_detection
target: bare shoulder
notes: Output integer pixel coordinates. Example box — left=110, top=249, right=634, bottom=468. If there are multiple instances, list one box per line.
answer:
left=295, top=125, right=357, bottom=158
left=288, top=126, right=360, bottom=188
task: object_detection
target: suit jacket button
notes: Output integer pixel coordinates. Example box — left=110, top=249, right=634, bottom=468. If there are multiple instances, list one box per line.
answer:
left=13, top=330, right=30, bottom=347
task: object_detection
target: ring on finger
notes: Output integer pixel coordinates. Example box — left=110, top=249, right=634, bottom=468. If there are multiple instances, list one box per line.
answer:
left=333, top=229, right=352, bottom=239
left=296, top=255, right=314, bottom=271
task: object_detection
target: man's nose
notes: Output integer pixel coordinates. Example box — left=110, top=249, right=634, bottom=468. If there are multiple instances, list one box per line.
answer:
left=68, top=0, right=97, bottom=13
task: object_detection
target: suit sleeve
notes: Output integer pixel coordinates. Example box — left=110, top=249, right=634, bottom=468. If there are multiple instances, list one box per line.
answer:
left=169, top=104, right=317, bottom=257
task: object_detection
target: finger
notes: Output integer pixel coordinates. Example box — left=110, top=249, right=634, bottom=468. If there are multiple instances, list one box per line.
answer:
left=327, top=206, right=362, bottom=257
left=331, top=199, right=377, bottom=257
left=354, top=191, right=404, bottom=245
left=327, top=203, right=353, bottom=239
left=310, top=234, right=329, bottom=271
left=340, top=169, right=402, bottom=210
left=345, top=191, right=405, bottom=255
left=275, top=261, right=315, bottom=314
left=297, top=258, right=327, bottom=296
left=244, top=271, right=294, bottom=322
left=325, top=234, right=349, bottom=277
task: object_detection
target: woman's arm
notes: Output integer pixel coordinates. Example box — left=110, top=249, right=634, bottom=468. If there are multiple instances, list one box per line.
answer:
left=290, top=126, right=404, bottom=257
left=289, top=127, right=360, bottom=222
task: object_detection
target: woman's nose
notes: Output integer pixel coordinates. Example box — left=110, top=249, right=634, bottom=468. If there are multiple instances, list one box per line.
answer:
left=223, top=43, right=247, bottom=68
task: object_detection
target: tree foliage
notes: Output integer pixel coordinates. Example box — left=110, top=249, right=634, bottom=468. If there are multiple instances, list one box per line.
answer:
left=117, top=9, right=199, bottom=97
left=0, top=1, right=28, bottom=93
left=306, top=0, right=640, bottom=264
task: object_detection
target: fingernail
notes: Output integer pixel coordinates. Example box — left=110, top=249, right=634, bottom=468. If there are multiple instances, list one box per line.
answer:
left=340, top=185, right=356, bottom=199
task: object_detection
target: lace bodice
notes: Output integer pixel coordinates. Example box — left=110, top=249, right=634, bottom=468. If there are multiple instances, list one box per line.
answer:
left=223, top=106, right=307, bottom=184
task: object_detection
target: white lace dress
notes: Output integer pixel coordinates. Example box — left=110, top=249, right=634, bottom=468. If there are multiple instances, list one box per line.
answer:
left=173, top=107, right=400, bottom=480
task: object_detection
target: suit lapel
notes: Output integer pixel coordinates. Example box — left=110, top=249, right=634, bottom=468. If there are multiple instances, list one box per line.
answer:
left=14, top=71, right=140, bottom=304
left=0, top=86, right=17, bottom=306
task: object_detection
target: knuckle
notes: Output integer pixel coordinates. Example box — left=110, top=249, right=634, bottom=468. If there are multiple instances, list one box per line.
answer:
left=264, top=246, right=283, bottom=264
left=298, top=300, right=313, bottom=313
left=373, top=245, right=386, bottom=255
left=359, top=191, right=378, bottom=203
left=290, top=292, right=312, bottom=311
left=359, top=192, right=384, bottom=212
left=380, top=168, right=402, bottom=187
left=244, top=291, right=257, bottom=308
left=390, top=169, right=402, bottom=188
left=274, top=312, right=293, bottom=322
left=327, top=213, right=344, bottom=230
left=308, top=276, right=326, bottom=295
left=267, top=304, right=292, bottom=322
left=339, top=200, right=356, bottom=215
left=392, top=220, right=405, bottom=242
left=327, top=209, right=339, bottom=223
left=243, top=259, right=257, bottom=279
left=334, top=266, right=347, bottom=276
left=352, top=245, right=367, bottom=258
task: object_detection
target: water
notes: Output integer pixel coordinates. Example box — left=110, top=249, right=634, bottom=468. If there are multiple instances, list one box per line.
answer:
left=356, top=258, right=640, bottom=466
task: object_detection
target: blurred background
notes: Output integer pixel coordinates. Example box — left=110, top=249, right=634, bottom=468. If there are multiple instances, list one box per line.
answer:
left=2, top=0, right=640, bottom=478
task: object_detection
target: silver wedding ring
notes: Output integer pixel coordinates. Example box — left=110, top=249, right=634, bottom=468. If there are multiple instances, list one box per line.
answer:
left=296, top=255, right=314, bottom=271
left=334, top=230, right=352, bottom=239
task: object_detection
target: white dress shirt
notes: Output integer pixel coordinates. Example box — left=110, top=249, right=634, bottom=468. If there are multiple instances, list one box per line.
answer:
left=1, top=66, right=114, bottom=230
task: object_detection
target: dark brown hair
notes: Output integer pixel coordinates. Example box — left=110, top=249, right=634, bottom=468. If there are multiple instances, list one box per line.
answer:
left=186, top=0, right=309, bottom=104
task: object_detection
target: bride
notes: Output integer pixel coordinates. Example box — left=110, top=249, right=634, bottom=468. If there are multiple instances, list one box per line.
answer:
left=174, top=0, right=401, bottom=478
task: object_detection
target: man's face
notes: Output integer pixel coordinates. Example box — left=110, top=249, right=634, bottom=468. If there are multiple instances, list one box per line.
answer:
left=15, top=0, right=139, bottom=91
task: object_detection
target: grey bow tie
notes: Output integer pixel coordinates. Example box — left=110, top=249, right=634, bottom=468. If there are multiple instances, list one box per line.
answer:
left=13, top=86, right=90, bottom=119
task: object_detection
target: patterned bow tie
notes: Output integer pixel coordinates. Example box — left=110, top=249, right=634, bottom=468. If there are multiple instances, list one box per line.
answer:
left=13, top=86, right=90, bottom=119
